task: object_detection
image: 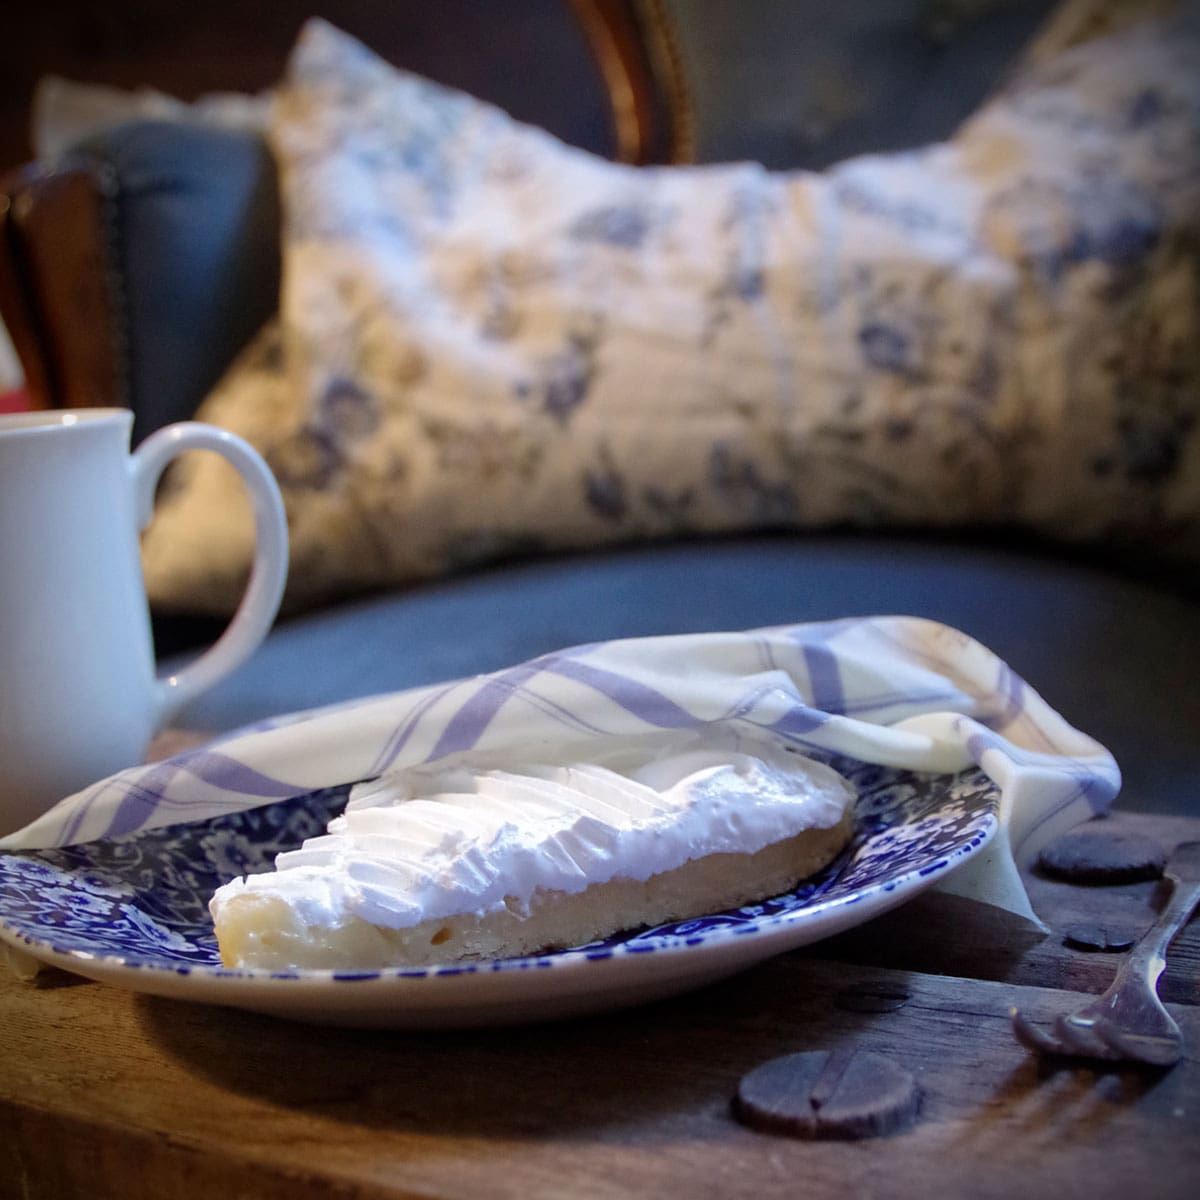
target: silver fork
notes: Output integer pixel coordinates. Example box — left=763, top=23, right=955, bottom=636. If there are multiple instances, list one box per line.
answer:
left=1011, top=840, right=1200, bottom=1068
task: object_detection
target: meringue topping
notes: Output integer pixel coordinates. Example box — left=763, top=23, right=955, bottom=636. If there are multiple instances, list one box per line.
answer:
left=209, top=733, right=853, bottom=932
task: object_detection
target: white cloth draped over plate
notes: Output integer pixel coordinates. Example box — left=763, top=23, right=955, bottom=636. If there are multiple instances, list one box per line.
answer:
left=0, top=617, right=1119, bottom=924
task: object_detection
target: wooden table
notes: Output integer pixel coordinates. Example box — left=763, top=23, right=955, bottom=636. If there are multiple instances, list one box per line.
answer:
left=3, top=809, right=1199, bottom=1200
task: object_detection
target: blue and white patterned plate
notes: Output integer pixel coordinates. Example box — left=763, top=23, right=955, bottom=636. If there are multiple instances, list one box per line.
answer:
left=0, top=758, right=998, bottom=1027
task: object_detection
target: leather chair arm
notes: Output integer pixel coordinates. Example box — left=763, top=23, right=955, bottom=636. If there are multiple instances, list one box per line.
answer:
left=0, top=159, right=125, bottom=411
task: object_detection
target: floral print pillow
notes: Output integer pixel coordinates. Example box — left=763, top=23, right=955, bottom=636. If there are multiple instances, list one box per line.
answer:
left=142, top=8, right=1200, bottom=614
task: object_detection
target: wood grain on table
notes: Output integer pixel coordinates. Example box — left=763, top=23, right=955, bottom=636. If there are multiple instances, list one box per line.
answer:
left=2, top=812, right=1198, bottom=1200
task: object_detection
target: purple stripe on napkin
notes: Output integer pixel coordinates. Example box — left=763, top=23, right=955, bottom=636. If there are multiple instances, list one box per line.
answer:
left=803, top=642, right=845, bottom=715
left=373, top=683, right=456, bottom=774
left=104, top=779, right=178, bottom=839
left=174, top=750, right=301, bottom=798
left=426, top=661, right=545, bottom=759
left=543, top=658, right=698, bottom=729
left=100, top=751, right=300, bottom=840
left=764, top=703, right=831, bottom=737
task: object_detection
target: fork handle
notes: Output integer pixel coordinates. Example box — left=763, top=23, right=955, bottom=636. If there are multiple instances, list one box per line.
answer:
left=1101, top=872, right=1200, bottom=1014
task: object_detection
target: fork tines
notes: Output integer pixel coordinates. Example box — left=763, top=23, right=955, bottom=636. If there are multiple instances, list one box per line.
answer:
left=1010, top=1007, right=1181, bottom=1067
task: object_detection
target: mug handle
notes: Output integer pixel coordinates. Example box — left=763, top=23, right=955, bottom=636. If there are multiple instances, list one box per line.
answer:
left=131, top=422, right=289, bottom=728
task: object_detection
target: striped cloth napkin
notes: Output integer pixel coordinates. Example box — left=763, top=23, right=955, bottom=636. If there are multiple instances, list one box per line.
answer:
left=0, top=617, right=1119, bottom=922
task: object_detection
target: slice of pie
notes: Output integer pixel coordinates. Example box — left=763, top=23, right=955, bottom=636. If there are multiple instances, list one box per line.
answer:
left=209, top=733, right=855, bottom=970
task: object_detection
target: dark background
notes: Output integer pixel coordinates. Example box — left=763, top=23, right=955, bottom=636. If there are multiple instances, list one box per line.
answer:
left=0, top=0, right=616, bottom=170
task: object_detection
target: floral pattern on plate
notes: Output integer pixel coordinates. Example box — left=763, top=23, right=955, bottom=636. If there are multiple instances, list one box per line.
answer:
left=0, top=757, right=997, bottom=976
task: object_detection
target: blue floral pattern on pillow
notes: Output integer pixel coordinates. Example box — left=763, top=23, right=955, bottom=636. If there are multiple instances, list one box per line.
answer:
left=141, top=5, right=1200, bottom=614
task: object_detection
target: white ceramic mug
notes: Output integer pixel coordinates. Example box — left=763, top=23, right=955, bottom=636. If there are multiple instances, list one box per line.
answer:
left=0, top=409, right=288, bottom=835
